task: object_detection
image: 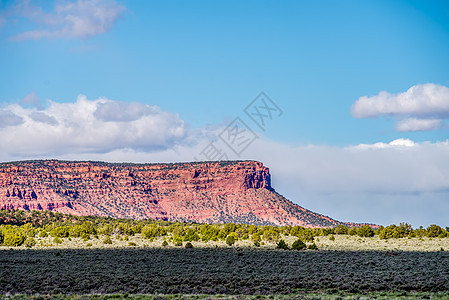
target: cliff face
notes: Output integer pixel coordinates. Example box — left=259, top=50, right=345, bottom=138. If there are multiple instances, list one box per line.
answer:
left=0, top=160, right=347, bottom=227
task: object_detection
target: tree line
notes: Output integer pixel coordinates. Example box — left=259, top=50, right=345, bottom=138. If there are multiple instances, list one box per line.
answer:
left=0, top=209, right=447, bottom=248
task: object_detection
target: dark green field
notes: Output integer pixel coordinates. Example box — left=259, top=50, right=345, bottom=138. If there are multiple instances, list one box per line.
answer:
left=1, top=248, right=449, bottom=296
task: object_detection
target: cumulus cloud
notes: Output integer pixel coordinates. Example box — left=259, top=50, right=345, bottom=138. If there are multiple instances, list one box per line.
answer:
left=0, top=95, right=186, bottom=157
left=351, top=83, right=449, bottom=131
left=29, top=111, right=58, bottom=125
left=9, top=0, right=125, bottom=40
left=395, top=118, right=442, bottom=132
left=1, top=94, right=448, bottom=226
left=94, top=101, right=159, bottom=122
left=0, top=110, right=24, bottom=128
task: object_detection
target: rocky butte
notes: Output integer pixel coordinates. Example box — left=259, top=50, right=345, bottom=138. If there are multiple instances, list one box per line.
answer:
left=0, top=160, right=359, bottom=227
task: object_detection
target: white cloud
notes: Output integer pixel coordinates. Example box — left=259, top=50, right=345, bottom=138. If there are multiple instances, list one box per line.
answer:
left=94, top=101, right=159, bottom=122
left=352, top=83, right=449, bottom=118
left=351, top=83, right=449, bottom=132
left=10, top=0, right=125, bottom=40
left=395, top=118, right=442, bottom=132
left=351, top=138, right=416, bottom=149
left=30, top=111, right=58, bottom=125
left=1, top=97, right=448, bottom=226
left=0, top=95, right=186, bottom=157
left=0, top=109, right=24, bottom=128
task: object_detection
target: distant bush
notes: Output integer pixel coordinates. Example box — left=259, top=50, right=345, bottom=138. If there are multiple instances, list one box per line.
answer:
left=142, top=224, right=167, bottom=239
left=320, top=228, right=334, bottom=236
left=329, top=235, right=335, bottom=241
left=427, top=225, right=445, bottom=238
left=128, top=242, right=137, bottom=247
left=183, top=228, right=200, bottom=242
left=185, top=242, right=193, bottom=248
left=307, top=243, right=318, bottom=250
left=348, top=227, right=357, bottom=236
left=3, top=229, right=26, bottom=247
left=24, top=237, right=37, bottom=248
left=53, top=237, right=63, bottom=244
left=335, top=225, right=348, bottom=235
left=162, top=240, right=168, bottom=247
left=200, top=224, right=220, bottom=242
left=103, top=236, right=113, bottom=244
left=291, top=238, right=306, bottom=250
left=226, top=232, right=238, bottom=246
left=357, top=225, right=374, bottom=237
left=251, top=232, right=261, bottom=246
left=262, top=228, right=280, bottom=243
left=50, top=226, right=70, bottom=238
left=276, top=239, right=289, bottom=250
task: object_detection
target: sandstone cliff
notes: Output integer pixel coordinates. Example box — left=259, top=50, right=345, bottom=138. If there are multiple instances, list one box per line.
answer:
left=0, top=160, right=350, bottom=227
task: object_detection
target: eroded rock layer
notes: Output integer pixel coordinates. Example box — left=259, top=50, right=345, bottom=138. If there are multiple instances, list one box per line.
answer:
left=0, top=160, right=349, bottom=227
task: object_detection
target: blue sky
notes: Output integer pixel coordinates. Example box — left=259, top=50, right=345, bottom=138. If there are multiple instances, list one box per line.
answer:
left=0, top=0, right=449, bottom=226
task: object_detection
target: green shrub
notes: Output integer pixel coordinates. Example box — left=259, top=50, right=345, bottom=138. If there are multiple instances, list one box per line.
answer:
left=427, top=225, right=444, bottom=238
left=185, top=242, right=193, bottom=248
left=53, top=237, right=63, bottom=244
left=23, top=237, right=37, bottom=248
left=226, top=232, right=238, bottom=246
left=334, top=225, right=348, bottom=235
left=3, top=231, right=26, bottom=247
left=183, top=228, right=200, bottom=242
left=50, top=226, right=70, bottom=238
left=200, top=224, right=220, bottom=242
left=357, top=225, right=374, bottom=237
left=307, top=243, right=318, bottom=250
left=348, top=227, right=357, bottom=236
left=86, top=242, right=93, bottom=247
left=142, top=224, right=167, bottom=239
left=251, top=233, right=261, bottom=246
left=103, top=236, right=113, bottom=244
left=276, top=239, right=289, bottom=250
left=262, top=228, right=280, bottom=243
left=291, top=238, right=306, bottom=250
left=320, top=228, right=334, bottom=236
left=128, top=242, right=137, bottom=247
left=81, top=233, right=90, bottom=241
left=162, top=240, right=169, bottom=247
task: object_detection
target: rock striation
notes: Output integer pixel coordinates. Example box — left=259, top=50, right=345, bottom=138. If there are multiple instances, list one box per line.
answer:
left=0, top=160, right=355, bottom=227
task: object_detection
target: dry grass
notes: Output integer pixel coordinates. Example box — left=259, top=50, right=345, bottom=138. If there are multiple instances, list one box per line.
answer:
left=2, top=234, right=448, bottom=252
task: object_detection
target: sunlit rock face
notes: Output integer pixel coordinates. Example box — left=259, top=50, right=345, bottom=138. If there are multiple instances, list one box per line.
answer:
left=0, top=160, right=353, bottom=227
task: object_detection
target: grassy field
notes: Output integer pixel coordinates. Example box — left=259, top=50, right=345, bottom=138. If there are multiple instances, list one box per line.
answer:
left=2, top=233, right=448, bottom=252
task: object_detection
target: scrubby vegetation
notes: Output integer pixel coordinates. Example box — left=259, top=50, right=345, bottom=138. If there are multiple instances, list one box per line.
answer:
left=1, top=209, right=449, bottom=297
left=0, top=210, right=448, bottom=250
left=1, top=248, right=449, bottom=295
